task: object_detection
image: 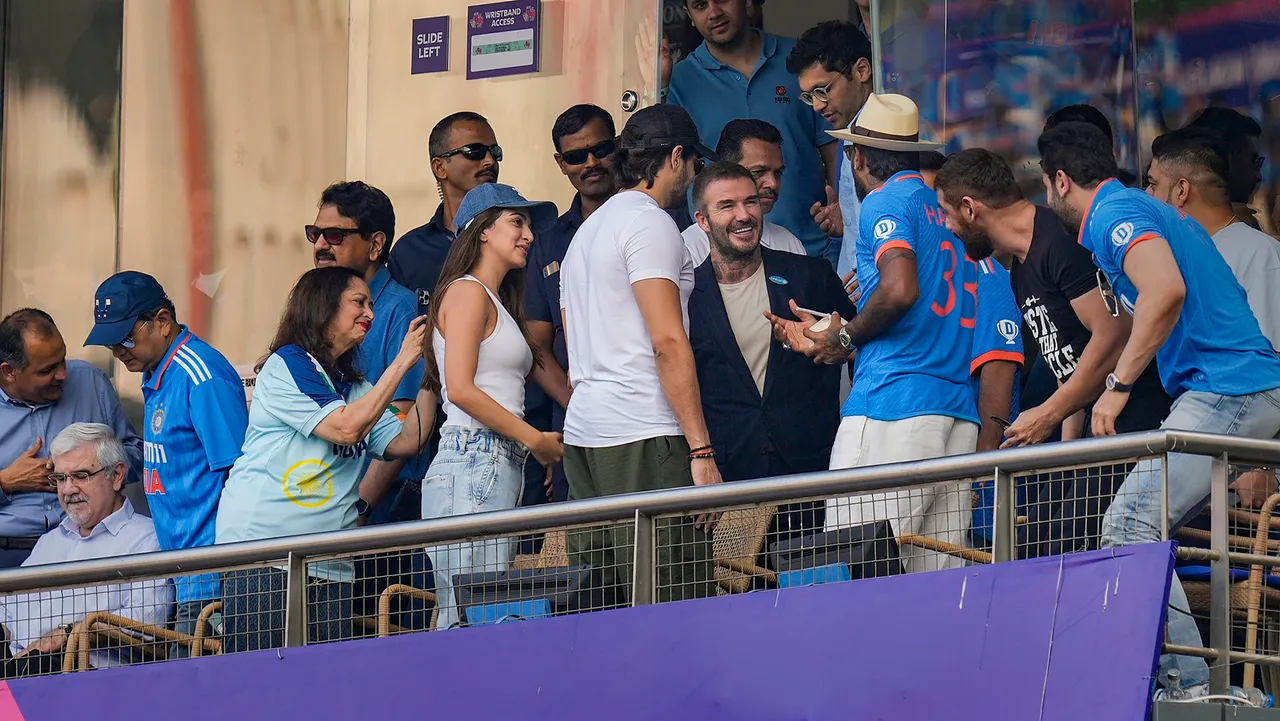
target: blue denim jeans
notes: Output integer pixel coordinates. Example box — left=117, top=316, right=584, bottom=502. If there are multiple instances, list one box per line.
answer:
left=1101, top=388, right=1280, bottom=686
left=421, top=427, right=527, bottom=630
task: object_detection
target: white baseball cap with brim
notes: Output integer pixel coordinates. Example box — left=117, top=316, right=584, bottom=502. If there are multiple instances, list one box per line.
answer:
left=827, top=93, right=944, bottom=152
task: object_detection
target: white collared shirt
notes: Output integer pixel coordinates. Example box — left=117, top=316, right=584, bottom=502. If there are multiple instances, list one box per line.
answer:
left=0, top=499, right=173, bottom=668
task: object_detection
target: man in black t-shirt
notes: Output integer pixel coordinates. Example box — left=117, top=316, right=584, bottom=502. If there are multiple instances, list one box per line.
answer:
left=934, top=149, right=1173, bottom=555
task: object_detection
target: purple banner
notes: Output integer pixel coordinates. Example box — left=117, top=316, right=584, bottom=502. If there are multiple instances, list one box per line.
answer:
left=466, top=1, right=540, bottom=80
left=4, top=543, right=1174, bottom=721
left=411, top=16, right=449, bottom=75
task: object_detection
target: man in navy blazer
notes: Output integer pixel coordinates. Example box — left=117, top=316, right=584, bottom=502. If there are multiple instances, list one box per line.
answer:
left=687, top=162, right=856, bottom=541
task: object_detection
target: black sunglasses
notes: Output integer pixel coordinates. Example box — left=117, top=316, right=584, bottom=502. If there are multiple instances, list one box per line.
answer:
left=305, top=225, right=366, bottom=245
left=1096, top=269, right=1120, bottom=317
left=560, top=138, right=617, bottom=166
left=436, top=143, right=503, bottom=162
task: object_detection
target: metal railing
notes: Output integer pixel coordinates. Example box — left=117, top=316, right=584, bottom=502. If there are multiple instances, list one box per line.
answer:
left=2, top=429, right=1279, bottom=694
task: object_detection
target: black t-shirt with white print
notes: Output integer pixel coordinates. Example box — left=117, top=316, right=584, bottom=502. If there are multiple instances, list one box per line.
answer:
left=1010, top=207, right=1172, bottom=433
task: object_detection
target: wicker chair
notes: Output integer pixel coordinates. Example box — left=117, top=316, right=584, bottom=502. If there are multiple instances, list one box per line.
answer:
left=63, top=601, right=223, bottom=672
left=711, top=506, right=778, bottom=593
left=1177, top=492, right=1280, bottom=692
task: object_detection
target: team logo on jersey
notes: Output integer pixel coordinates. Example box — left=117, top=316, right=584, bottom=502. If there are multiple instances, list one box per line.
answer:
left=997, top=319, right=1019, bottom=345
left=1110, top=222, right=1134, bottom=247
left=873, top=219, right=897, bottom=241
left=150, top=406, right=165, bottom=435
left=282, top=459, right=334, bottom=509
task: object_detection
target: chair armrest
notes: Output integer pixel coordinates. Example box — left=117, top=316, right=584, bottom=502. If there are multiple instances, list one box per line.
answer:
left=714, top=556, right=777, bottom=586
left=378, top=584, right=438, bottom=637
left=68, top=610, right=220, bottom=671
left=897, top=534, right=992, bottom=564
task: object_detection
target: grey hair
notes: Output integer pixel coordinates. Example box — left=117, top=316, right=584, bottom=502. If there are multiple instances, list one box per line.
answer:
left=50, top=422, right=127, bottom=476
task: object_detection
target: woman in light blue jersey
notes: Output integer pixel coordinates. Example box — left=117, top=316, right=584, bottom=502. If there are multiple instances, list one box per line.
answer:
left=421, top=184, right=563, bottom=629
left=217, top=266, right=435, bottom=652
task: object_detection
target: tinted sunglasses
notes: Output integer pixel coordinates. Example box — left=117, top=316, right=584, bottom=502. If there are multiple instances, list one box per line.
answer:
left=436, top=143, right=503, bottom=162
left=1096, top=269, right=1120, bottom=317
left=305, top=225, right=365, bottom=245
left=560, top=138, right=617, bottom=166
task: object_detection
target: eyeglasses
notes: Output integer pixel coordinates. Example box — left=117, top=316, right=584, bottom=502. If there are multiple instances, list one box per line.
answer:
left=46, top=467, right=107, bottom=485
left=1096, top=269, right=1120, bottom=317
left=116, top=318, right=153, bottom=350
left=305, top=225, right=366, bottom=246
left=559, top=138, right=617, bottom=166
left=436, top=143, right=503, bottom=162
left=799, top=64, right=851, bottom=106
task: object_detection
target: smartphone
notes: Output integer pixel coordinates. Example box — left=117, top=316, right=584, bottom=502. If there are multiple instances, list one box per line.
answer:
left=990, top=416, right=1012, bottom=429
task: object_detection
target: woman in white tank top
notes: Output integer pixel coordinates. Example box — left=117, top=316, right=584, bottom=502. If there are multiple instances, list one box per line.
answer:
left=420, top=183, right=563, bottom=629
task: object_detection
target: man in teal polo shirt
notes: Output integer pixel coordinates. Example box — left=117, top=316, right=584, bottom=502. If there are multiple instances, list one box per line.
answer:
left=664, top=0, right=839, bottom=260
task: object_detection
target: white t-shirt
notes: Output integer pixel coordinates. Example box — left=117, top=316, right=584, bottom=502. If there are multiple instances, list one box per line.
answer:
left=1213, top=222, right=1280, bottom=351
left=560, top=191, right=695, bottom=447
left=681, top=220, right=808, bottom=266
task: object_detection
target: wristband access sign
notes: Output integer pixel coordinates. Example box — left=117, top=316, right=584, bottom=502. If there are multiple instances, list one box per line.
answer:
left=466, top=1, right=540, bottom=80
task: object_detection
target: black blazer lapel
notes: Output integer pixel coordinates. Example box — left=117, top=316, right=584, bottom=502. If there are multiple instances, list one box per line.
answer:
left=761, top=250, right=793, bottom=400
left=693, top=258, right=762, bottom=401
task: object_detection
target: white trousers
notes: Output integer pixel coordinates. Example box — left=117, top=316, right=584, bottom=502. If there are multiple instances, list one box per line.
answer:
left=826, top=415, right=979, bottom=573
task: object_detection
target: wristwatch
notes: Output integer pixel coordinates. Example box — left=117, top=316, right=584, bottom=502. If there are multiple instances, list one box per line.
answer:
left=1105, top=373, right=1134, bottom=393
left=354, top=498, right=371, bottom=517
left=838, top=326, right=853, bottom=350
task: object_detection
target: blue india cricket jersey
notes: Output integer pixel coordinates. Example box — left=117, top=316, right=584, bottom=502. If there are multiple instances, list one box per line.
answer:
left=1080, top=180, right=1280, bottom=397
left=142, top=327, right=249, bottom=603
left=215, top=345, right=403, bottom=582
left=970, top=257, right=1025, bottom=408
left=842, top=171, right=979, bottom=423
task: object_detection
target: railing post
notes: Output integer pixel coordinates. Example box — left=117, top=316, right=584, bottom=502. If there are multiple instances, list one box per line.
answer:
left=632, top=510, right=655, bottom=606
left=1209, top=452, right=1231, bottom=695
left=284, top=552, right=307, bottom=648
left=1161, top=453, right=1170, bottom=541
left=992, top=467, right=1015, bottom=563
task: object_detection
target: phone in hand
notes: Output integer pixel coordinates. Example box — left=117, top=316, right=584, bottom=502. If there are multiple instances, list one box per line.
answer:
left=990, top=416, right=1012, bottom=429
left=792, top=306, right=831, bottom=319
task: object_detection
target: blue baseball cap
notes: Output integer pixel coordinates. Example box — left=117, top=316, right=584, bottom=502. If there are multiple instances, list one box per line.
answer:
left=454, top=183, right=558, bottom=235
left=85, top=271, right=171, bottom=347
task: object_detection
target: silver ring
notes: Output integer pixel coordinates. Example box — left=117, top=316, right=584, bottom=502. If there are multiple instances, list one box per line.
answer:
left=782, top=343, right=791, bottom=350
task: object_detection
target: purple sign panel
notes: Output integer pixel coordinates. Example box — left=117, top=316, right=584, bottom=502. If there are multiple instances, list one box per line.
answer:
left=466, top=1, right=540, bottom=80
left=411, top=16, right=449, bottom=75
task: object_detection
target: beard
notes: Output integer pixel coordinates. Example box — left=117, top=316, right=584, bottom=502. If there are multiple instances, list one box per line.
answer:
left=1045, top=185, right=1083, bottom=234
left=709, top=218, right=761, bottom=260
left=951, top=216, right=995, bottom=260
left=854, top=171, right=871, bottom=201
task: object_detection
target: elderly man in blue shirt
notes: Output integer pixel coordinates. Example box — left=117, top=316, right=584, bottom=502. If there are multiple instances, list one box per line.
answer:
left=84, top=271, right=247, bottom=655
left=0, top=309, right=141, bottom=568
left=0, top=423, right=171, bottom=677
left=664, top=0, right=840, bottom=261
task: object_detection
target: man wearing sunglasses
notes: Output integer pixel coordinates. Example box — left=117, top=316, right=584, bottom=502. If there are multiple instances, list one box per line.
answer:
left=389, top=111, right=502, bottom=317
left=787, top=21, right=875, bottom=276
left=664, top=0, right=839, bottom=263
left=1039, top=121, right=1280, bottom=692
left=519, top=104, right=616, bottom=514
left=84, top=270, right=247, bottom=654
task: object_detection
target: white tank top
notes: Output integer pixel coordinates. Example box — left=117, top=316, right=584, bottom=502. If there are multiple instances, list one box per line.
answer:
left=433, top=275, right=533, bottom=430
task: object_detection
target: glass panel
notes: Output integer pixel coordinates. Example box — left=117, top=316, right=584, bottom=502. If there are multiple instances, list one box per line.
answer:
left=1, top=0, right=124, bottom=370
left=874, top=0, right=1139, bottom=198
left=1134, top=0, right=1280, bottom=231
left=117, top=0, right=350, bottom=393
left=357, top=0, right=663, bottom=223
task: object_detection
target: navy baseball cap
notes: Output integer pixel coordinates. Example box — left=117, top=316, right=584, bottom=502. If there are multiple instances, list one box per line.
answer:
left=85, top=271, right=171, bottom=347
left=455, top=183, right=559, bottom=235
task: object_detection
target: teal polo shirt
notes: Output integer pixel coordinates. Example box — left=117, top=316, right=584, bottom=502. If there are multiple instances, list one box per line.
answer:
left=668, top=30, right=835, bottom=257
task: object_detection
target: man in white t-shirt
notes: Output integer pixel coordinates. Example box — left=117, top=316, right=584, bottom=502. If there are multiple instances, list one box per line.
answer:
left=1148, top=127, right=1280, bottom=353
left=682, top=119, right=808, bottom=265
left=559, top=104, right=721, bottom=605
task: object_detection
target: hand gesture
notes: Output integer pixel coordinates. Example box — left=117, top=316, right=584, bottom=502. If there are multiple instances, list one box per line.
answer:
left=531, top=431, right=564, bottom=468
left=396, top=316, right=429, bottom=368
left=1090, top=390, right=1129, bottom=437
left=810, top=186, right=844, bottom=236
left=636, top=22, right=673, bottom=97
left=0, top=438, right=53, bottom=495
left=690, top=457, right=723, bottom=532
left=763, top=306, right=816, bottom=352
left=1232, top=469, right=1278, bottom=509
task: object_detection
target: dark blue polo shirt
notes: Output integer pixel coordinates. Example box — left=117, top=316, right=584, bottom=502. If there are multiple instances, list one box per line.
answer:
left=668, top=30, right=835, bottom=256
left=522, top=195, right=584, bottom=433
left=389, top=204, right=454, bottom=317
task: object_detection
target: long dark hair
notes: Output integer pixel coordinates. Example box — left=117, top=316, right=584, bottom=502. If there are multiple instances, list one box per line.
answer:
left=424, top=206, right=540, bottom=393
left=259, top=266, right=365, bottom=383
